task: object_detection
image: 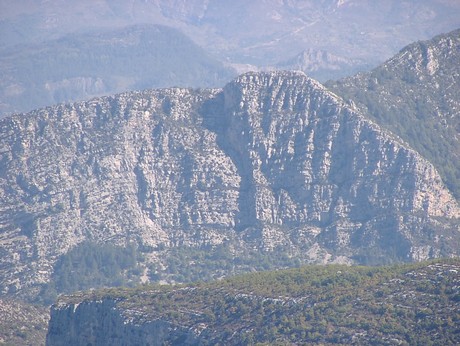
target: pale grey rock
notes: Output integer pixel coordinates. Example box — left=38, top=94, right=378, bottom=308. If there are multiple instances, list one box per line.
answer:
left=215, top=71, right=458, bottom=262
left=0, top=71, right=458, bottom=299
left=0, top=87, right=240, bottom=297
left=0, top=298, right=48, bottom=345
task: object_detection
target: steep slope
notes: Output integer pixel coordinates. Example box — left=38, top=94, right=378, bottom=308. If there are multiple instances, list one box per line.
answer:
left=0, top=86, right=241, bottom=300
left=328, top=28, right=460, bottom=199
left=0, top=298, right=48, bottom=346
left=0, top=71, right=458, bottom=302
left=0, top=24, right=235, bottom=115
left=47, top=259, right=460, bottom=345
left=214, top=72, right=458, bottom=261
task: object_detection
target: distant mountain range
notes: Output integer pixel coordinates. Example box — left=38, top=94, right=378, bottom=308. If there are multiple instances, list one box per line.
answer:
left=0, top=24, right=235, bottom=115
left=1, top=0, right=460, bottom=116
left=276, top=48, right=365, bottom=82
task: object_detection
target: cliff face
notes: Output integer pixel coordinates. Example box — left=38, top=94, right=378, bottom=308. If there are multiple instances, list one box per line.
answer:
left=47, top=300, right=201, bottom=346
left=0, top=71, right=458, bottom=299
left=214, top=72, right=459, bottom=262
left=0, top=87, right=240, bottom=298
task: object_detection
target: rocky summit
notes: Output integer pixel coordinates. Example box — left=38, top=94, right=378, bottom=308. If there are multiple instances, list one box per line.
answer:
left=0, top=70, right=459, bottom=300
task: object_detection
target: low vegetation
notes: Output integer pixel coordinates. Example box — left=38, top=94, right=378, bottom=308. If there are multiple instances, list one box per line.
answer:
left=61, top=258, right=460, bottom=345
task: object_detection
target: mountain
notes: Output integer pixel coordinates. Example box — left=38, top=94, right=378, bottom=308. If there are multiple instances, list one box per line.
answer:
left=276, top=48, right=367, bottom=82
left=2, top=1, right=460, bottom=116
left=327, top=28, right=460, bottom=199
left=0, top=24, right=236, bottom=115
left=46, top=259, right=460, bottom=345
left=0, top=70, right=458, bottom=303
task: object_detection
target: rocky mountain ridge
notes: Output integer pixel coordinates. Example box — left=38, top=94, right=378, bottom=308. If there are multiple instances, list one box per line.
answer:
left=328, top=28, right=460, bottom=200
left=276, top=48, right=364, bottom=81
left=0, top=70, right=458, bottom=302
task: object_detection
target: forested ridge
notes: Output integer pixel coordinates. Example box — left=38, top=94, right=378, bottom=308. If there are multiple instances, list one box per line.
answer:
left=57, top=259, right=460, bottom=345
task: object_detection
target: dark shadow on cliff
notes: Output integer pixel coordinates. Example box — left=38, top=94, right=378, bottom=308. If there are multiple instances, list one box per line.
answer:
left=200, top=91, right=260, bottom=232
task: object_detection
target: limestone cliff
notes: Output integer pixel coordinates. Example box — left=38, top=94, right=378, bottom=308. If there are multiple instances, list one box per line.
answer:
left=213, top=72, right=459, bottom=263
left=0, top=71, right=458, bottom=300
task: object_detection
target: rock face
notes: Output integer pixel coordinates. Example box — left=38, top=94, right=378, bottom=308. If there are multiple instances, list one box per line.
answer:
left=0, top=70, right=458, bottom=299
left=47, top=299, right=200, bottom=346
left=214, top=72, right=459, bottom=262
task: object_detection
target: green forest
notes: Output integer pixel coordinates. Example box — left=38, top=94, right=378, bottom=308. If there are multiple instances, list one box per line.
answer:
left=63, top=258, right=460, bottom=345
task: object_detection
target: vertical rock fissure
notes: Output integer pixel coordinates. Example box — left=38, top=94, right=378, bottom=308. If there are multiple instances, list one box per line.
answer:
left=201, top=92, right=259, bottom=232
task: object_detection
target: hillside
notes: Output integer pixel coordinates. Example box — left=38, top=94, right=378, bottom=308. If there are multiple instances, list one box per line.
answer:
left=47, top=259, right=460, bottom=345
left=276, top=48, right=365, bottom=81
left=328, top=28, right=460, bottom=199
left=0, top=70, right=458, bottom=304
